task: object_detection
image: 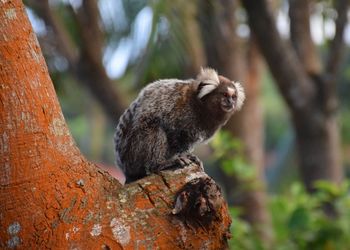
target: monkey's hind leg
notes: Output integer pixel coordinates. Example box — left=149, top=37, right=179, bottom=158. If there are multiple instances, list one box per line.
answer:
left=142, top=125, right=203, bottom=174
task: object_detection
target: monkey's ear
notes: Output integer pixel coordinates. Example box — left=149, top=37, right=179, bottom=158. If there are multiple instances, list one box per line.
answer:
left=196, top=67, right=220, bottom=99
left=233, top=81, right=246, bottom=111
left=197, top=81, right=218, bottom=99
left=197, top=67, right=219, bottom=83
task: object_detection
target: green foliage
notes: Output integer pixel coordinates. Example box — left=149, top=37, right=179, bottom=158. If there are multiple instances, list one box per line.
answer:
left=229, top=207, right=265, bottom=250
left=212, top=129, right=350, bottom=249
left=210, top=131, right=256, bottom=181
left=229, top=181, right=350, bottom=250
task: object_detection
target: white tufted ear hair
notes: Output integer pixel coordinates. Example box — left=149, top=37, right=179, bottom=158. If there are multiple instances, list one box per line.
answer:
left=233, top=81, right=245, bottom=111
left=196, top=67, right=220, bottom=99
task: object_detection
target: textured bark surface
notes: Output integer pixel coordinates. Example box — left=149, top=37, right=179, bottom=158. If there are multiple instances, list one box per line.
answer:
left=0, top=1, right=231, bottom=249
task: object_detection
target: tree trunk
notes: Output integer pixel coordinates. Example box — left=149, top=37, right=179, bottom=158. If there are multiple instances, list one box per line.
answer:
left=293, top=112, right=342, bottom=191
left=0, top=1, right=231, bottom=249
left=288, top=0, right=342, bottom=190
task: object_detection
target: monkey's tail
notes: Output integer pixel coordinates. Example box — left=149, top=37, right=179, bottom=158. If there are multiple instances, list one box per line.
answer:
left=114, top=100, right=138, bottom=170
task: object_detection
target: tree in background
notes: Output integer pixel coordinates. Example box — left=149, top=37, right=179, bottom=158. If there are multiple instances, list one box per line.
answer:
left=242, top=0, right=349, bottom=192
left=26, top=0, right=127, bottom=119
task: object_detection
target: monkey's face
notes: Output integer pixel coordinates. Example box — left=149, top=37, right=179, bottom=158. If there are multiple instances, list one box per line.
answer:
left=197, top=72, right=245, bottom=115
left=214, top=76, right=239, bottom=113
left=201, top=81, right=238, bottom=115
left=219, top=84, right=237, bottom=113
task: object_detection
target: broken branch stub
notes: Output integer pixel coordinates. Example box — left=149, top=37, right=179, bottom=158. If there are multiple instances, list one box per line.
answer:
left=131, top=163, right=232, bottom=248
left=172, top=177, right=225, bottom=226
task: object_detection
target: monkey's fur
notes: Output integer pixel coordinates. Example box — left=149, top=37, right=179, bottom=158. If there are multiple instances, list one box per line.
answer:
left=114, top=68, right=245, bottom=183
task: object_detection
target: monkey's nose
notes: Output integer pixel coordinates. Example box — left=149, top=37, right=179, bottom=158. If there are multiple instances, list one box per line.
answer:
left=227, top=98, right=235, bottom=107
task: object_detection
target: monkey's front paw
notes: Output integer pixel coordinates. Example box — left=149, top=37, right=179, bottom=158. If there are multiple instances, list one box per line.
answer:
left=184, top=153, right=204, bottom=171
left=177, top=154, right=194, bottom=167
left=156, top=154, right=203, bottom=172
left=156, top=157, right=187, bottom=172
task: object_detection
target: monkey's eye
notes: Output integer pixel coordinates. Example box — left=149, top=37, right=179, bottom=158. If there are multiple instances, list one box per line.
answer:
left=223, top=92, right=229, bottom=98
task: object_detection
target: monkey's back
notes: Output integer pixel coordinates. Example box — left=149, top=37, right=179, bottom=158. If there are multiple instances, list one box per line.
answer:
left=135, top=79, right=192, bottom=119
left=114, top=79, right=197, bottom=179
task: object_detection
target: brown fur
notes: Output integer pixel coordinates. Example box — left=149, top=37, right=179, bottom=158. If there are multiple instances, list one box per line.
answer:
left=114, top=68, right=245, bottom=183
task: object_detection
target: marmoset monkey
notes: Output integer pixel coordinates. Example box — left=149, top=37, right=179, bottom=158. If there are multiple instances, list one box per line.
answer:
left=114, top=68, right=245, bottom=183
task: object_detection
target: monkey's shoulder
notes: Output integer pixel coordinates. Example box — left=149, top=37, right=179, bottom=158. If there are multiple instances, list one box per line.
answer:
left=140, top=79, right=193, bottom=97
left=132, top=80, right=194, bottom=117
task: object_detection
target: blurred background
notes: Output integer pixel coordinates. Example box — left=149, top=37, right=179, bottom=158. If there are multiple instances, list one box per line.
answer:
left=25, top=0, right=350, bottom=249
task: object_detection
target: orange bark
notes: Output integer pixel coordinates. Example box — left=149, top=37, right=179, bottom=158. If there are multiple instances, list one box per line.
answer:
left=0, top=1, right=231, bottom=249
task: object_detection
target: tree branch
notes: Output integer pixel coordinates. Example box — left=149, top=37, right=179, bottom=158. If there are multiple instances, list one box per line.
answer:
left=325, top=0, right=349, bottom=77
left=241, top=0, right=316, bottom=114
left=315, top=0, right=350, bottom=115
left=75, top=0, right=104, bottom=63
left=289, top=0, right=321, bottom=74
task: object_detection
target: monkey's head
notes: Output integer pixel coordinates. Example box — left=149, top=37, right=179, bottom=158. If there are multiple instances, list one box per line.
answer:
left=196, top=68, right=245, bottom=115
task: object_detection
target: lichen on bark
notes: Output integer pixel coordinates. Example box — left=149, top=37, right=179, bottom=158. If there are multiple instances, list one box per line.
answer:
left=0, top=1, right=231, bottom=249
